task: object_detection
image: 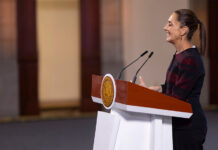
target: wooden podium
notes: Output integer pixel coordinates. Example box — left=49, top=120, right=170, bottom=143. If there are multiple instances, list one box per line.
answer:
left=91, top=74, right=192, bottom=150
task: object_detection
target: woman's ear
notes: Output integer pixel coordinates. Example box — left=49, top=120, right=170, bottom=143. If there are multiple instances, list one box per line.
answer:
left=181, top=26, right=189, bottom=36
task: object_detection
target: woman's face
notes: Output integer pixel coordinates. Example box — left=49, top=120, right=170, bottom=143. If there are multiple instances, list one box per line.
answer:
left=163, top=13, right=183, bottom=44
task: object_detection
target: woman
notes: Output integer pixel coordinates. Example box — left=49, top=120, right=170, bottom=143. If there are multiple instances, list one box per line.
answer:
left=140, top=9, right=207, bottom=150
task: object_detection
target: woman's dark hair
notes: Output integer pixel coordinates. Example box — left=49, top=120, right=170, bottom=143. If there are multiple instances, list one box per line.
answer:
left=174, top=9, right=206, bottom=55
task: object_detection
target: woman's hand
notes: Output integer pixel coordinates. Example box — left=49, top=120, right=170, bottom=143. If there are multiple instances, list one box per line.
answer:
left=139, top=76, right=162, bottom=92
left=139, top=76, right=147, bottom=87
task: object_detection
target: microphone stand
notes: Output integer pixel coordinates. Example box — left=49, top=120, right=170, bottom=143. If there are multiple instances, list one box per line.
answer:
left=117, top=50, right=148, bottom=79
left=132, top=52, right=154, bottom=83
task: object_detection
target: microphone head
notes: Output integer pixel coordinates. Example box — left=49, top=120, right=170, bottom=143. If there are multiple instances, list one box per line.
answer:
left=148, top=52, right=154, bottom=58
left=140, top=50, right=148, bottom=57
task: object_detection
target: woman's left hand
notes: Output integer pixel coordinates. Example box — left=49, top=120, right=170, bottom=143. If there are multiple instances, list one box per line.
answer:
left=139, top=76, right=147, bottom=87
left=139, top=75, right=162, bottom=92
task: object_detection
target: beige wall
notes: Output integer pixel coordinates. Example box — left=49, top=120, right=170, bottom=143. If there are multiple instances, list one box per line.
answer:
left=0, top=0, right=18, bottom=117
left=101, top=0, right=123, bottom=77
left=37, top=0, right=80, bottom=106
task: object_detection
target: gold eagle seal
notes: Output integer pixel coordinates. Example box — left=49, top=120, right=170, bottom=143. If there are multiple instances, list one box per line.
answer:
left=101, top=74, right=116, bottom=109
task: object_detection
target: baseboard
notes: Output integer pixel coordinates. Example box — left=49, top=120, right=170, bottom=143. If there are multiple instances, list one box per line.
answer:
left=40, top=99, right=80, bottom=110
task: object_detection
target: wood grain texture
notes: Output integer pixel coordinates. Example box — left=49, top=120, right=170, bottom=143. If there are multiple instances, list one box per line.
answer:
left=17, top=0, right=39, bottom=115
left=80, top=0, right=101, bottom=112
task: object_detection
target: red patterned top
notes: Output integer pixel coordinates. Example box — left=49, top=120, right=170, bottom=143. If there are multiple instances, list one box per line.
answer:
left=162, top=48, right=207, bottom=131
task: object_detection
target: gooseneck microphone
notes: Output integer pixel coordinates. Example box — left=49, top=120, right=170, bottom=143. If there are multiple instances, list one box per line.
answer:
left=132, top=51, right=154, bottom=83
left=117, top=50, right=148, bottom=79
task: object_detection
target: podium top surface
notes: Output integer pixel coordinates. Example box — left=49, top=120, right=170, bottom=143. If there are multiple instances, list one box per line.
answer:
left=91, top=74, right=192, bottom=118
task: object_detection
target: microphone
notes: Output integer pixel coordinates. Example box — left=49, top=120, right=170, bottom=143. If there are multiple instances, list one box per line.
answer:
left=132, top=51, right=154, bottom=83
left=117, top=50, right=148, bottom=79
